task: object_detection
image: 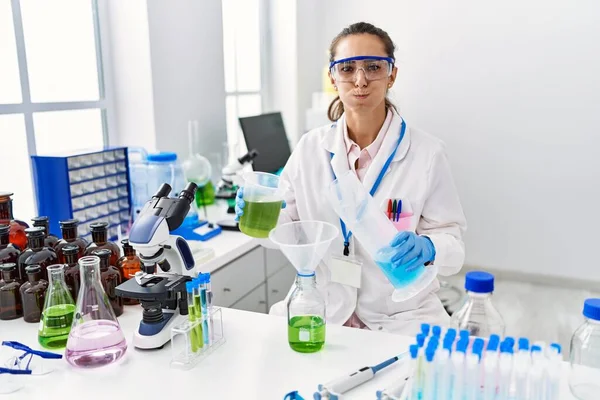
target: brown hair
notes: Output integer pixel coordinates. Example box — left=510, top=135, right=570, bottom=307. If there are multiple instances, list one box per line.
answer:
left=327, top=22, right=397, bottom=122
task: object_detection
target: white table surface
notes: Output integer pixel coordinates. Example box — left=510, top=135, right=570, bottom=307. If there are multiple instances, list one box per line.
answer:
left=0, top=306, right=577, bottom=400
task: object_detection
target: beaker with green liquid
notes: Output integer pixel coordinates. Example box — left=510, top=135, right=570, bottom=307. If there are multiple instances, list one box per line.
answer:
left=39, top=264, right=75, bottom=349
left=269, top=221, right=339, bottom=353
left=239, top=172, right=289, bottom=238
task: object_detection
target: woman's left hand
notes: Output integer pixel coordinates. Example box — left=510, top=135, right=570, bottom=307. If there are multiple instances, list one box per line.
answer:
left=390, top=231, right=436, bottom=272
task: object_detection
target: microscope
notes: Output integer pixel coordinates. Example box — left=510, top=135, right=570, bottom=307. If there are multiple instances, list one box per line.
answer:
left=215, top=148, right=259, bottom=202
left=115, top=182, right=198, bottom=349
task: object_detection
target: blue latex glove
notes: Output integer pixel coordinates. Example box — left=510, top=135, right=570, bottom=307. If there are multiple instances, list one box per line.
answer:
left=234, top=187, right=286, bottom=221
left=390, top=231, right=436, bottom=272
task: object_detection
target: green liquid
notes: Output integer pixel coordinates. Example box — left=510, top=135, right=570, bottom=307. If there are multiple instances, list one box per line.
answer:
left=195, top=182, right=216, bottom=206
left=239, top=200, right=283, bottom=238
left=38, top=304, right=75, bottom=349
left=288, top=315, right=326, bottom=353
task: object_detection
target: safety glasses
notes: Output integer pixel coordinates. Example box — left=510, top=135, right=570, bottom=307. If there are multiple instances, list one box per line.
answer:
left=0, top=341, right=62, bottom=394
left=329, top=56, right=394, bottom=83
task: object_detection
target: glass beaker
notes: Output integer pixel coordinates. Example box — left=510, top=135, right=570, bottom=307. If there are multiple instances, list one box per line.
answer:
left=327, top=170, right=438, bottom=302
left=38, top=264, right=76, bottom=349
left=65, top=256, right=127, bottom=368
left=239, top=172, right=289, bottom=238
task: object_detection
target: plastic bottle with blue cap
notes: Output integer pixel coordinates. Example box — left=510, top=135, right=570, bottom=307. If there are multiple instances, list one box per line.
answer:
left=450, top=271, right=505, bottom=338
left=569, top=298, right=600, bottom=400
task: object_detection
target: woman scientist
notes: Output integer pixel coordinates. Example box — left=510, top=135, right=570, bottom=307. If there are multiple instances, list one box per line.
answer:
left=236, top=22, right=466, bottom=335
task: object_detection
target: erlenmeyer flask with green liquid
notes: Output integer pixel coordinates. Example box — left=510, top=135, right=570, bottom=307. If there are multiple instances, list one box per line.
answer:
left=38, top=264, right=75, bottom=349
left=269, top=221, right=338, bottom=353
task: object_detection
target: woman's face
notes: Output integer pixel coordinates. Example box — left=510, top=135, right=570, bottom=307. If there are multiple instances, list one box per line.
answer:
left=330, top=34, right=397, bottom=113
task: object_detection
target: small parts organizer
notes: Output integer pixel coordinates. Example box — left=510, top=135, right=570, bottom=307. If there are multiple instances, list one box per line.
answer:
left=31, top=147, right=132, bottom=242
left=170, top=307, right=225, bottom=370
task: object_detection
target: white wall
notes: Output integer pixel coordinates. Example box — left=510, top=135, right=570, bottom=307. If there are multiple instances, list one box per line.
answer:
left=103, top=0, right=227, bottom=158
left=305, top=0, right=600, bottom=281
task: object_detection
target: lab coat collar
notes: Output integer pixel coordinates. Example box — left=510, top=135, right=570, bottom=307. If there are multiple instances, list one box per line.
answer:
left=321, top=109, right=411, bottom=187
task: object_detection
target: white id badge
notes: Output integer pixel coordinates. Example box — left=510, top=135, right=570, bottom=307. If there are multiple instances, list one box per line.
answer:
left=330, top=255, right=362, bottom=288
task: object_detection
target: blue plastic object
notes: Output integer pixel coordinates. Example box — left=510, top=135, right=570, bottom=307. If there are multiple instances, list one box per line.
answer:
left=31, top=147, right=131, bottom=240
left=147, top=152, right=177, bottom=162
left=465, top=271, right=495, bottom=293
left=421, top=323, right=431, bottom=336
left=550, top=343, right=562, bottom=354
left=531, top=345, right=542, bottom=353
left=459, top=330, right=470, bottom=341
left=487, top=335, right=500, bottom=351
left=417, top=334, right=426, bottom=348
left=583, top=298, right=600, bottom=321
left=409, top=344, right=419, bottom=359
left=518, top=338, right=530, bottom=351
left=432, top=325, right=442, bottom=337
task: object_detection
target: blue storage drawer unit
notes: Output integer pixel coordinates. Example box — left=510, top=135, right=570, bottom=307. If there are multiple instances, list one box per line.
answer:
left=31, top=147, right=132, bottom=242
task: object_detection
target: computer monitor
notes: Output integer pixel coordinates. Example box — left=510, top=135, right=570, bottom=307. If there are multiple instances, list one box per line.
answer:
left=238, top=112, right=291, bottom=173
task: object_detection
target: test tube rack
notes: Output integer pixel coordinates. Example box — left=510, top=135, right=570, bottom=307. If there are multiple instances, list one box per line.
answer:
left=31, top=147, right=132, bottom=242
left=170, top=307, right=225, bottom=370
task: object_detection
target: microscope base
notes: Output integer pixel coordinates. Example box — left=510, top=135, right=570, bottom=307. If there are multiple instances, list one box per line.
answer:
left=133, top=309, right=183, bottom=350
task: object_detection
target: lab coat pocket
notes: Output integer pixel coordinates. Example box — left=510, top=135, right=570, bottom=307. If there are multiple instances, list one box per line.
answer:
left=380, top=198, right=414, bottom=232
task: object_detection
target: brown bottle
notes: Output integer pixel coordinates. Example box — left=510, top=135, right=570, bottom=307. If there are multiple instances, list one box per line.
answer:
left=0, top=224, right=21, bottom=264
left=0, top=263, right=23, bottom=320
left=116, top=239, right=142, bottom=306
left=55, top=219, right=88, bottom=263
left=20, top=264, right=48, bottom=323
left=31, top=216, right=60, bottom=249
left=63, top=245, right=82, bottom=301
left=17, top=227, right=58, bottom=282
left=93, top=249, right=123, bottom=317
left=85, top=222, right=120, bottom=266
left=0, top=192, right=28, bottom=250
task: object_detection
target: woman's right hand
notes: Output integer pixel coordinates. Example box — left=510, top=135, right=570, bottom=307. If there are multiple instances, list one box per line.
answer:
left=234, top=187, right=245, bottom=221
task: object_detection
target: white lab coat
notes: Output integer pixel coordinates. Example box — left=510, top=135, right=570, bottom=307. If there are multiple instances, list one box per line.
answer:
left=269, top=109, right=467, bottom=336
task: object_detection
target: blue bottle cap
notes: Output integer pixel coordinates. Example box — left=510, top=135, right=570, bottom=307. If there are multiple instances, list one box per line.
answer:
left=409, top=344, right=419, bottom=359
left=147, top=152, right=178, bottom=162
left=445, top=328, right=457, bottom=339
left=416, top=334, right=426, bottom=348
left=205, top=273, right=211, bottom=283
left=443, top=339, right=453, bottom=352
left=488, top=334, right=500, bottom=348
left=457, top=340, right=467, bottom=353
left=459, top=330, right=470, bottom=341
left=550, top=343, right=562, bottom=354
left=473, top=338, right=485, bottom=353
left=518, top=338, right=530, bottom=351
left=421, top=323, right=431, bottom=336
left=583, top=298, right=600, bottom=321
left=185, top=281, right=194, bottom=292
left=425, top=350, right=435, bottom=363
left=432, top=326, right=442, bottom=337
left=465, top=271, right=495, bottom=293
left=531, top=345, right=542, bottom=353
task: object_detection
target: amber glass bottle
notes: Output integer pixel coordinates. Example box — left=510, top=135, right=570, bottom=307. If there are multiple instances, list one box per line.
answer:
left=116, top=239, right=141, bottom=305
left=0, top=224, right=21, bottom=265
left=0, top=263, right=23, bottom=320
left=85, top=222, right=120, bottom=266
left=17, top=227, right=58, bottom=282
left=63, top=245, right=81, bottom=301
left=0, top=192, right=28, bottom=250
left=31, top=216, right=60, bottom=249
left=20, top=264, right=48, bottom=323
left=93, top=249, right=123, bottom=317
left=55, top=219, right=88, bottom=263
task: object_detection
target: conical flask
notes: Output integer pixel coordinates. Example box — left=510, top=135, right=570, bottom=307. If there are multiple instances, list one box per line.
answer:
left=65, top=256, right=127, bottom=368
left=38, top=264, right=76, bottom=349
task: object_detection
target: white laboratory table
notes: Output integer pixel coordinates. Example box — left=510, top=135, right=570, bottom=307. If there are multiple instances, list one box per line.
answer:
left=0, top=307, right=577, bottom=399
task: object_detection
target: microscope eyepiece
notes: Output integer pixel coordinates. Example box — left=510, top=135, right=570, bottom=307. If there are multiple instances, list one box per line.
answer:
left=153, top=183, right=172, bottom=199
left=179, top=182, right=197, bottom=204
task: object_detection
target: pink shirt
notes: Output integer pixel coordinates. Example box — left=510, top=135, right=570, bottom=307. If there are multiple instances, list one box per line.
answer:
left=342, top=109, right=393, bottom=329
left=343, top=109, right=393, bottom=182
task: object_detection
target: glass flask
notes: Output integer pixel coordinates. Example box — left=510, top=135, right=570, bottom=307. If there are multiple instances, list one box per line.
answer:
left=31, top=216, right=59, bottom=249
left=450, top=271, right=505, bottom=338
left=85, top=222, right=120, bottom=266
left=55, top=219, right=88, bottom=263
left=38, top=264, right=76, bottom=349
left=287, top=273, right=326, bottom=353
left=17, top=226, right=58, bottom=282
left=116, top=239, right=141, bottom=305
left=570, top=298, right=600, bottom=400
left=0, top=192, right=28, bottom=251
left=0, top=263, right=23, bottom=320
left=0, top=224, right=21, bottom=264
left=65, top=255, right=127, bottom=368
left=93, top=249, right=123, bottom=317
left=63, top=245, right=82, bottom=301
left=20, top=264, right=48, bottom=323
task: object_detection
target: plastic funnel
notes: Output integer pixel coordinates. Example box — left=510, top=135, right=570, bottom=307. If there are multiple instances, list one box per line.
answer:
left=269, top=221, right=338, bottom=275
left=239, top=172, right=289, bottom=238
left=327, top=170, right=438, bottom=302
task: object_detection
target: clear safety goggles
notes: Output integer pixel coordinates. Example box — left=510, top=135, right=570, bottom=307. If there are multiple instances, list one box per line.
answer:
left=0, top=341, right=62, bottom=394
left=329, top=56, right=394, bottom=83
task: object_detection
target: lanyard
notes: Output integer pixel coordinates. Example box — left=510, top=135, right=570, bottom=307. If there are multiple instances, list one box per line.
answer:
left=330, top=120, right=406, bottom=256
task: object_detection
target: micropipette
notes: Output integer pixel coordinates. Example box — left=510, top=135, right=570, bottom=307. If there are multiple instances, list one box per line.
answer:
left=314, top=352, right=408, bottom=400
left=376, top=372, right=410, bottom=400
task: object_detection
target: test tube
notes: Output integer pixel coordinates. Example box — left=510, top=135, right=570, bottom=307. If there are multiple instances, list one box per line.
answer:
left=432, top=325, right=442, bottom=338
left=498, top=343, right=514, bottom=400
left=546, top=343, right=562, bottom=400
left=415, top=334, right=426, bottom=397
left=206, top=273, right=214, bottom=342
left=199, top=274, right=210, bottom=345
left=421, top=323, right=431, bottom=337
left=409, top=344, right=420, bottom=400
left=192, top=278, right=204, bottom=350
left=185, top=281, right=199, bottom=353
left=436, top=338, right=452, bottom=399
left=528, top=345, right=544, bottom=400
left=514, top=338, right=531, bottom=399
left=423, top=350, right=436, bottom=400
left=451, top=340, right=467, bottom=400
left=483, top=335, right=500, bottom=400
